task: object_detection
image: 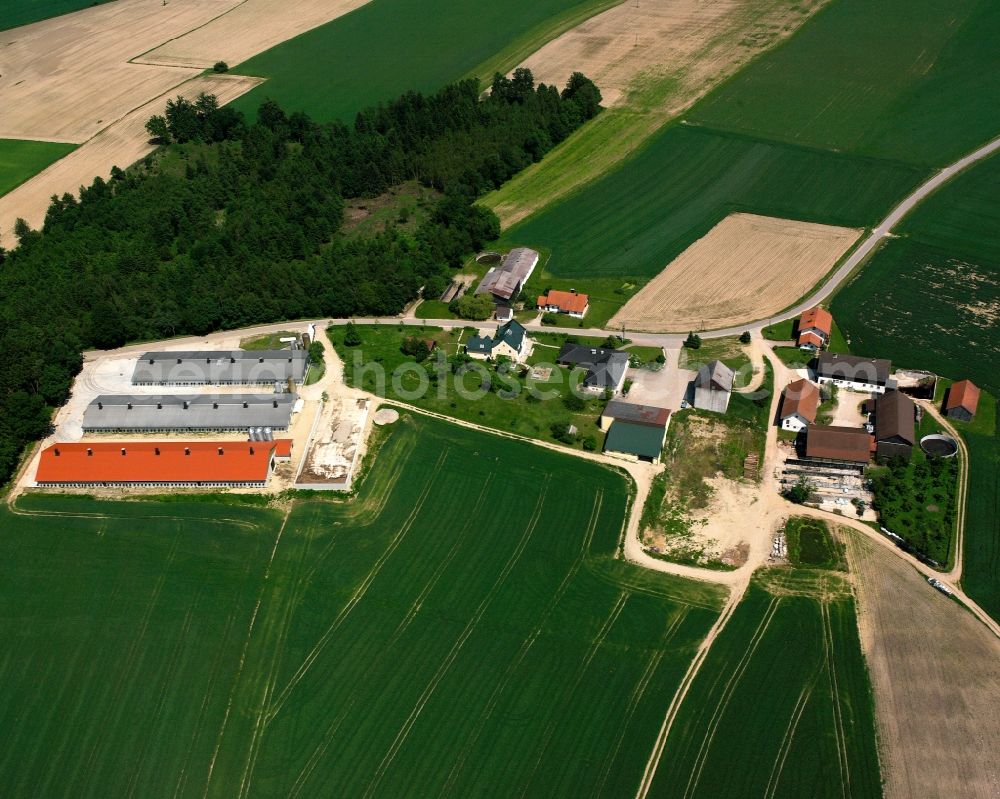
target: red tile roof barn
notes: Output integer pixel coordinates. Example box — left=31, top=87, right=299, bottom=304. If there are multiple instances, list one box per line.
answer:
left=805, top=425, right=874, bottom=463
left=780, top=379, right=820, bottom=423
left=537, top=290, right=589, bottom=314
left=945, top=379, right=980, bottom=415
left=36, top=440, right=288, bottom=484
left=799, top=307, right=833, bottom=335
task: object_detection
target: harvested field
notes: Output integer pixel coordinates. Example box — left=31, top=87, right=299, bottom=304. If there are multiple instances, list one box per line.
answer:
left=0, top=73, right=261, bottom=249
left=0, top=0, right=237, bottom=142
left=484, top=0, right=829, bottom=227
left=519, top=0, right=821, bottom=108
left=610, top=214, right=859, bottom=332
left=845, top=529, right=1000, bottom=798
left=136, top=0, right=371, bottom=69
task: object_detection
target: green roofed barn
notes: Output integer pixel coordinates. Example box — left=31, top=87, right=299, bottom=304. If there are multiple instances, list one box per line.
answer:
left=604, top=421, right=666, bottom=462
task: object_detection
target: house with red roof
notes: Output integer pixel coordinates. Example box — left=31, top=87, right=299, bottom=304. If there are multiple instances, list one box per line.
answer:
left=944, top=379, right=981, bottom=422
left=797, top=307, right=833, bottom=350
left=537, top=289, right=589, bottom=319
left=779, top=379, right=820, bottom=432
left=35, top=440, right=291, bottom=488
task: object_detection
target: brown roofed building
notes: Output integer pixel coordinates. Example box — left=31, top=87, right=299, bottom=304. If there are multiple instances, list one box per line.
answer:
left=779, top=379, right=820, bottom=432
left=797, top=307, right=833, bottom=350
left=599, top=401, right=670, bottom=432
left=944, top=379, right=980, bottom=422
left=805, top=425, right=873, bottom=464
left=874, top=390, right=916, bottom=461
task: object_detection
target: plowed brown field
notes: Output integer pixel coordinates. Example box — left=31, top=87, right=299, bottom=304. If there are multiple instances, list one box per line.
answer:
left=610, top=214, right=859, bottom=332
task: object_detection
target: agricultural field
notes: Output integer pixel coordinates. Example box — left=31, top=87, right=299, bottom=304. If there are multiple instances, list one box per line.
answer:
left=845, top=528, right=1000, bottom=797
left=963, top=432, right=1000, bottom=624
left=0, top=414, right=728, bottom=796
left=0, top=0, right=110, bottom=31
left=689, top=0, right=1000, bottom=168
left=230, top=0, right=616, bottom=121
left=610, top=214, right=859, bottom=332
left=332, top=324, right=611, bottom=452
left=483, top=0, right=831, bottom=227
left=0, top=139, right=76, bottom=197
left=501, top=126, right=927, bottom=281
left=646, top=572, right=881, bottom=798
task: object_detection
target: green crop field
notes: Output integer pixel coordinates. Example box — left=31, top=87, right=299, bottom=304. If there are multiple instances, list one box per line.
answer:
left=501, top=126, right=927, bottom=280
left=647, top=573, right=881, bottom=798
left=0, top=414, right=727, bottom=797
left=0, top=139, right=76, bottom=197
left=231, top=0, right=614, bottom=121
left=963, top=432, right=1000, bottom=623
left=689, top=0, right=1000, bottom=168
left=0, top=0, right=110, bottom=31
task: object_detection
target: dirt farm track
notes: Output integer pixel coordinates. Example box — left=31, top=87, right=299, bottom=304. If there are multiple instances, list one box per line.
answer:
left=0, top=0, right=369, bottom=248
left=611, top=213, right=860, bottom=333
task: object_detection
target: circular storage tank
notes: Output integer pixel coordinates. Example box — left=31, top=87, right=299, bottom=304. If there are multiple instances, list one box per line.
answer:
left=920, top=434, right=958, bottom=458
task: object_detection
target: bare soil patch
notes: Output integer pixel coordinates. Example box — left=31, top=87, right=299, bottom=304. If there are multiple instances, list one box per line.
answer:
left=136, top=0, right=370, bottom=69
left=845, top=529, right=1000, bottom=798
left=612, top=214, right=860, bottom=332
left=0, top=73, right=261, bottom=249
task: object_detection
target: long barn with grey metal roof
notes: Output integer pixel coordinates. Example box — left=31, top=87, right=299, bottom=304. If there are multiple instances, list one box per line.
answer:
left=82, top=394, right=298, bottom=432
left=132, top=350, right=308, bottom=386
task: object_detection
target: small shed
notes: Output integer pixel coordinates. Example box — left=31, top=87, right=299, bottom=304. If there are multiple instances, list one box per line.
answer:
left=693, top=360, right=734, bottom=414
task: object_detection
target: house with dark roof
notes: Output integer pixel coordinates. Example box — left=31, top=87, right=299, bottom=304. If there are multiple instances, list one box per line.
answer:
left=556, top=344, right=629, bottom=394
left=693, top=360, right=734, bottom=414
left=944, top=379, right=980, bottom=422
left=805, top=425, right=874, bottom=464
left=779, top=379, right=819, bottom=432
left=816, top=352, right=892, bottom=394
left=465, top=319, right=531, bottom=362
left=797, top=307, right=833, bottom=350
left=874, top=390, right=916, bottom=461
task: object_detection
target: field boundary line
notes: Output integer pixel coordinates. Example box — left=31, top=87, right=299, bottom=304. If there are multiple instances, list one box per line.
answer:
left=361, top=477, right=552, bottom=798
left=265, top=449, right=449, bottom=724
left=590, top=607, right=691, bottom=798
left=516, top=589, right=630, bottom=797
left=438, top=488, right=605, bottom=795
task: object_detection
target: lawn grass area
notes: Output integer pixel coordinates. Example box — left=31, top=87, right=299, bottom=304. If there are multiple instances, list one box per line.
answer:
left=726, top=358, right=774, bottom=429
left=689, top=0, right=1000, bottom=168
left=827, top=318, right=851, bottom=354
left=231, top=0, right=615, bottom=121
left=772, top=346, right=814, bottom=369
left=624, top=345, right=664, bottom=365
left=0, top=415, right=728, bottom=795
left=763, top=318, right=794, bottom=341
left=832, top=152, right=1000, bottom=395
left=414, top=299, right=458, bottom=320
left=0, top=0, right=111, bottom=31
left=648, top=573, right=881, bottom=798
left=869, top=412, right=958, bottom=566
left=0, top=138, right=76, bottom=197
left=332, top=324, right=610, bottom=452
left=500, top=125, right=927, bottom=280
left=239, top=330, right=297, bottom=349
left=679, top=336, right=750, bottom=378
left=784, top=516, right=847, bottom=570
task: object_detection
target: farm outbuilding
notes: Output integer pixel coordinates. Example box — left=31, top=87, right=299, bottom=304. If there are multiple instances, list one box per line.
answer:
left=475, top=247, right=539, bottom=303
left=599, top=400, right=670, bottom=432
left=132, top=350, right=308, bottom=386
left=35, top=440, right=292, bottom=488
left=816, top=352, right=891, bottom=394
left=944, top=379, right=980, bottom=422
left=603, top=420, right=667, bottom=463
left=693, top=360, right=734, bottom=414
left=874, top=390, right=916, bottom=461
left=82, top=393, right=298, bottom=433
left=805, top=425, right=874, bottom=464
